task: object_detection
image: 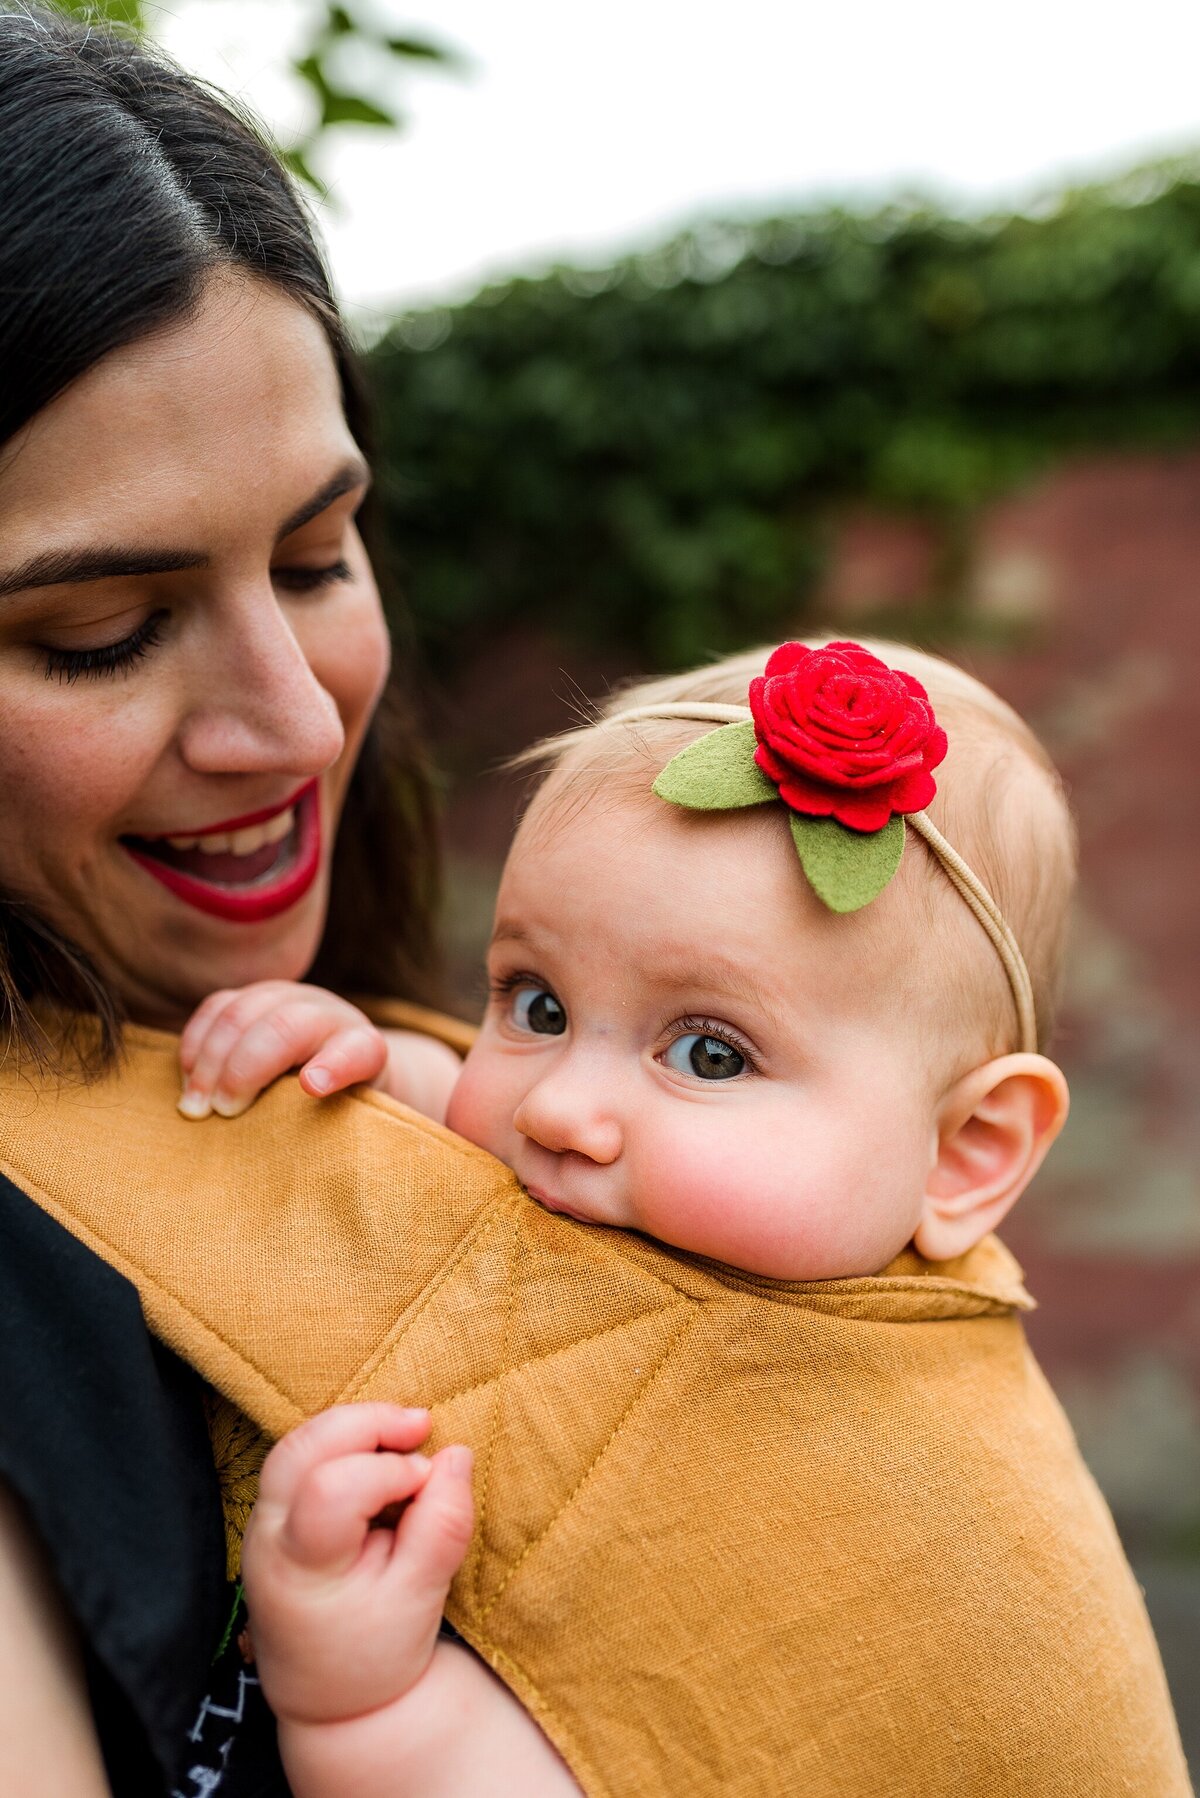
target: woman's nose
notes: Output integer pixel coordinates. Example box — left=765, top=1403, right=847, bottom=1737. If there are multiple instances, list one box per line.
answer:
left=176, top=584, right=345, bottom=776
left=513, top=1061, right=623, bottom=1166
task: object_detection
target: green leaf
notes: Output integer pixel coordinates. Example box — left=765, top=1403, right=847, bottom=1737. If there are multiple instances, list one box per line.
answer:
left=652, top=721, right=777, bottom=811
left=385, top=35, right=456, bottom=64
left=789, top=814, right=905, bottom=913
left=280, top=145, right=327, bottom=199
left=321, top=89, right=397, bottom=129
left=58, top=0, right=144, bottom=22
left=292, top=54, right=330, bottom=100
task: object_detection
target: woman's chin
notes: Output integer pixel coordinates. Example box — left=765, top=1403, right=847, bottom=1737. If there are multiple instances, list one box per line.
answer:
left=108, top=875, right=334, bottom=1028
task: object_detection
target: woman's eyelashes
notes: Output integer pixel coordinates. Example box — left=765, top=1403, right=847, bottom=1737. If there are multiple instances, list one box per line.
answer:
left=272, top=557, right=353, bottom=594
left=37, top=559, right=354, bottom=681
left=41, top=610, right=167, bottom=683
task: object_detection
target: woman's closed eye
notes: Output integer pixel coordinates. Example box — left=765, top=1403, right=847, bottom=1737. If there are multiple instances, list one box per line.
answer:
left=35, top=557, right=352, bottom=683
left=272, top=557, right=353, bottom=594
left=41, top=610, right=167, bottom=683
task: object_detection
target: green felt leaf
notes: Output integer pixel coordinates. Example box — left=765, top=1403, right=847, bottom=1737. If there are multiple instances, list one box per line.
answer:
left=652, top=721, right=777, bottom=811
left=789, top=813, right=905, bottom=913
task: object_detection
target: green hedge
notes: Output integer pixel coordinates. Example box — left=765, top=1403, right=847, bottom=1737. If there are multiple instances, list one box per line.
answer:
left=367, top=163, right=1200, bottom=669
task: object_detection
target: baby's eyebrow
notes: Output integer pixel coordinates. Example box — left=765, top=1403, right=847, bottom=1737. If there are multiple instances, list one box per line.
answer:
left=642, top=952, right=789, bottom=1036
left=490, top=920, right=540, bottom=954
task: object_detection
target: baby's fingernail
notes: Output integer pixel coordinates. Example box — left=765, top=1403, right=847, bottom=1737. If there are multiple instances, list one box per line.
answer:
left=211, top=1091, right=250, bottom=1119
left=177, top=1089, right=212, bottom=1120
left=443, top=1446, right=473, bottom=1477
left=305, top=1067, right=333, bottom=1094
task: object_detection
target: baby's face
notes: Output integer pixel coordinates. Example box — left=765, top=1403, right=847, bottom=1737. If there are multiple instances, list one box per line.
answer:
left=447, top=784, right=945, bottom=1280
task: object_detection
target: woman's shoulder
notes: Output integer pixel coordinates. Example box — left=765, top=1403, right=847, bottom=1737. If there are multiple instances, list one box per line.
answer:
left=0, top=1171, right=284, bottom=1794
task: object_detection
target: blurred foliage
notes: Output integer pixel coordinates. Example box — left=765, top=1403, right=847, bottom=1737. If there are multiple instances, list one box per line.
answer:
left=52, top=0, right=460, bottom=192
left=369, top=163, right=1200, bottom=670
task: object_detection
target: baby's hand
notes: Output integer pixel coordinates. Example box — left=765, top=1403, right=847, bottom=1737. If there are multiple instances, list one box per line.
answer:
left=241, top=1404, right=474, bottom=1729
left=178, top=980, right=388, bottom=1119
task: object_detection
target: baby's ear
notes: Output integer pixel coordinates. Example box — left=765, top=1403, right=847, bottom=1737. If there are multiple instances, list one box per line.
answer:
left=914, top=1055, right=1070, bottom=1262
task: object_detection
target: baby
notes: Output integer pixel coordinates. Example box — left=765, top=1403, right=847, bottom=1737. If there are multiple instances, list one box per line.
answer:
left=179, top=639, right=1077, bottom=1797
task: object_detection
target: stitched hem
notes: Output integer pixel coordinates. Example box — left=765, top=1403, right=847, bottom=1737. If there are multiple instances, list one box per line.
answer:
left=441, top=1616, right=609, bottom=1798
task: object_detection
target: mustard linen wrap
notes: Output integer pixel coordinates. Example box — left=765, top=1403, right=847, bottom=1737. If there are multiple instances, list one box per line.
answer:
left=0, top=1024, right=1190, bottom=1798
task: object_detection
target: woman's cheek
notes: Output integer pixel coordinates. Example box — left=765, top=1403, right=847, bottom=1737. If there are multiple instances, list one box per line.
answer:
left=0, top=687, right=164, bottom=886
left=308, top=542, right=391, bottom=735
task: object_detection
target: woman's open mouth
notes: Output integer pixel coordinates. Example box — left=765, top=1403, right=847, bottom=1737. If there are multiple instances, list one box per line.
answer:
left=121, top=780, right=322, bottom=922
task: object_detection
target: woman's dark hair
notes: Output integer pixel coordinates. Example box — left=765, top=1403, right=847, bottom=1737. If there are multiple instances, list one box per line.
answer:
left=0, top=2, right=443, bottom=1066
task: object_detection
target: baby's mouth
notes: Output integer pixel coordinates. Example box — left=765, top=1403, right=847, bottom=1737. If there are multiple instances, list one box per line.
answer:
left=120, top=781, right=322, bottom=922
left=525, top=1185, right=594, bottom=1224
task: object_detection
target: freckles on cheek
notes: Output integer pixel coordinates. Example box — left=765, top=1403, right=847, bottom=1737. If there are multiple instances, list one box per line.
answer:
left=0, top=705, right=154, bottom=879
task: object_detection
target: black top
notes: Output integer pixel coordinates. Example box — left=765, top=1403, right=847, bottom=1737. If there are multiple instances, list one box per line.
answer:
left=0, top=1172, right=289, bottom=1795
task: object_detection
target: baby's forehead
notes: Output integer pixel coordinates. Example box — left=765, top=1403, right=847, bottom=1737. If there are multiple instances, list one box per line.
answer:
left=505, top=768, right=926, bottom=1032
left=504, top=651, right=1072, bottom=1069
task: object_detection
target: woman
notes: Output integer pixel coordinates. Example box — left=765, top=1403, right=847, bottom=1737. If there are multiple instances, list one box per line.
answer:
left=0, top=6, right=465, bottom=1790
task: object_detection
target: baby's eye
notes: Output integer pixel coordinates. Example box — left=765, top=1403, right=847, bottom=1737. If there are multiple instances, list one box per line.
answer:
left=662, top=1033, right=746, bottom=1081
left=510, top=985, right=567, bottom=1036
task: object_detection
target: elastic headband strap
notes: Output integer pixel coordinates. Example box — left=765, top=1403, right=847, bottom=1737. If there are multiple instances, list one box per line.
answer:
left=604, top=700, right=1039, bottom=1054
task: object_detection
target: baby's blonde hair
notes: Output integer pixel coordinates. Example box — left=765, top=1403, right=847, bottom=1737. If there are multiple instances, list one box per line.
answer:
left=517, top=639, right=1077, bottom=1067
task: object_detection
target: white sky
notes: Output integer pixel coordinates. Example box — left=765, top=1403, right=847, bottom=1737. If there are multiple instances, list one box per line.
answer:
left=157, top=0, right=1200, bottom=329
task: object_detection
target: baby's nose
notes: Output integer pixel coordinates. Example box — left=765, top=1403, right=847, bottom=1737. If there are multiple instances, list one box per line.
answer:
left=513, top=1073, right=622, bottom=1166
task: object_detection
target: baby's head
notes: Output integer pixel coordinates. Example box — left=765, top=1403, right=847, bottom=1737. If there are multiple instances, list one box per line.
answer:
left=447, top=639, right=1074, bottom=1278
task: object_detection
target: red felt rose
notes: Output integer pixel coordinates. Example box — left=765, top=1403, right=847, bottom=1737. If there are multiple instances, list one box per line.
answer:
left=748, top=641, right=947, bottom=832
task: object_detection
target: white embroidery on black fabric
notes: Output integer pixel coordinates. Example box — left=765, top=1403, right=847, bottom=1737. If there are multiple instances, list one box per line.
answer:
left=172, top=1765, right=227, bottom=1798
left=172, top=1669, right=260, bottom=1795
left=187, top=1669, right=259, bottom=1742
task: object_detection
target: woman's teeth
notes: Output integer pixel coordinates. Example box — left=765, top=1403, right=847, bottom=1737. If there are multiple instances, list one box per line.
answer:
left=163, top=807, right=294, bottom=856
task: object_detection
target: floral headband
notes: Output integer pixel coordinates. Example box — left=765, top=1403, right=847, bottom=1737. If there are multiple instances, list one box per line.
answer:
left=608, top=640, right=1037, bottom=1054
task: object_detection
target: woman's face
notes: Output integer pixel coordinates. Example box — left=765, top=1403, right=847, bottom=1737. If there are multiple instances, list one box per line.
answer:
left=0, top=270, right=391, bottom=1027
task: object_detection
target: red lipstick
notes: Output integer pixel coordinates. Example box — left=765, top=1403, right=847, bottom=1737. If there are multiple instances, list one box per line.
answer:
left=122, top=780, right=321, bottom=923
left=138, top=785, right=315, bottom=839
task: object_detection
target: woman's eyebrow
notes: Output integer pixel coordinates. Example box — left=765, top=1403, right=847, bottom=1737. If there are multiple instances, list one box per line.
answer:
left=0, top=459, right=373, bottom=600
left=0, top=544, right=210, bottom=600
left=276, top=458, right=371, bottom=541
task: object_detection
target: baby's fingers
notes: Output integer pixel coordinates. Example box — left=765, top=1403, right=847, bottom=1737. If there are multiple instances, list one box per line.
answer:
left=179, top=987, right=242, bottom=1076
left=178, top=983, right=300, bottom=1117
left=258, top=1404, right=432, bottom=1509
left=388, top=1445, right=475, bottom=1601
left=283, top=1450, right=433, bottom=1574
left=299, top=1024, right=389, bottom=1098
left=189, top=1002, right=339, bottom=1119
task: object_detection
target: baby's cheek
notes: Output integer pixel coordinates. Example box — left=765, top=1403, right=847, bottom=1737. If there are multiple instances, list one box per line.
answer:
left=444, top=1052, right=508, bottom=1158
left=633, top=1127, right=777, bottom=1266
left=633, top=1122, right=867, bottom=1280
